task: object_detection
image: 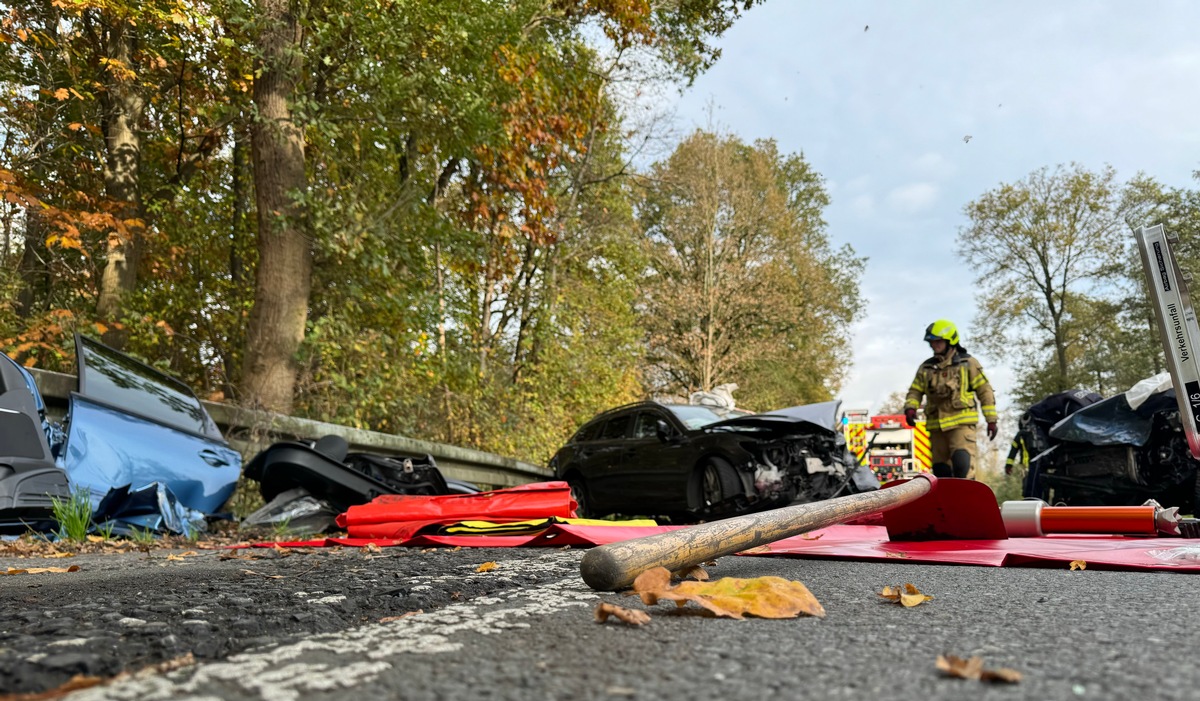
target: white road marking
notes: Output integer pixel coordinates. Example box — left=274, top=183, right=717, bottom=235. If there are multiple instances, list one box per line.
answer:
left=66, top=553, right=597, bottom=701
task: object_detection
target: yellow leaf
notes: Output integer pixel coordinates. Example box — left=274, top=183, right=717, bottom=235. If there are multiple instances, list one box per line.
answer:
left=1069, top=560, right=1086, bottom=571
left=632, top=566, right=824, bottom=619
left=879, top=583, right=933, bottom=607
left=476, top=561, right=498, bottom=572
left=594, top=602, right=651, bottom=626
left=53, top=87, right=69, bottom=100
left=3, top=565, right=80, bottom=575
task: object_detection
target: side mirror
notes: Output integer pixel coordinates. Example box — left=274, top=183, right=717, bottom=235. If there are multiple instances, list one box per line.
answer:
left=655, top=419, right=672, bottom=442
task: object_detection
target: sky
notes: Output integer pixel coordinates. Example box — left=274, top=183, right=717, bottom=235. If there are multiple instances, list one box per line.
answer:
left=660, top=0, right=1200, bottom=415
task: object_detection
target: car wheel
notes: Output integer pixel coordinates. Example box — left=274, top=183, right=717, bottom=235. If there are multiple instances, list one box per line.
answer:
left=700, top=460, right=725, bottom=507
left=567, top=476, right=591, bottom=518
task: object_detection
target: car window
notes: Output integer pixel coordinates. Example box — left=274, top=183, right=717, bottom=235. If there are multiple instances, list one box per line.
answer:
left=573, top=420, right=602, bottom=443
left=632, top=412, right=663, bottom=439
left=600, top=414, right=631, bottom=439
left=665, top=405, right=727, bottom=430
left=75, top=335, right=223, bottom=440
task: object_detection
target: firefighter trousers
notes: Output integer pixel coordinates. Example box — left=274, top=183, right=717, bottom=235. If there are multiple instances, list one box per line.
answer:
left=929, top=424, right=976, bottom=479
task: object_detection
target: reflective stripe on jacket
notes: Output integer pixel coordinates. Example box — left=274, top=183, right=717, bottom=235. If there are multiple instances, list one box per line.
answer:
left=904, top=347, right=998, bottom=430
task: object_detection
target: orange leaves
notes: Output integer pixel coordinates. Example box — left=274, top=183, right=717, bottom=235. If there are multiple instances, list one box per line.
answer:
left=631, top=567, right=825, bottom=620
left=879, top=583, right=933, bottom=608
left=476, top=561, right=498, bottom=573
left=1070, top=560, right=1086, bottom=571
left=936, top=654, right=1022, bottom=684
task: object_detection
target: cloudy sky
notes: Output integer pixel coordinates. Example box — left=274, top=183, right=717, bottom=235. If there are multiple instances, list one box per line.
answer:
left=662, top=0, right=1200, bottom=415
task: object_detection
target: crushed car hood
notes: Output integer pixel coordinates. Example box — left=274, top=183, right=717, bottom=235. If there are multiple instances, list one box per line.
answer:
left=706, top=400, right=841, bottom=436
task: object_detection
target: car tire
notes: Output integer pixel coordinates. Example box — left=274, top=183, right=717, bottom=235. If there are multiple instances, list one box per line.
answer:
left=693, top=457, right=738, bottom=512
left=567, top=476, right=591, bottom=518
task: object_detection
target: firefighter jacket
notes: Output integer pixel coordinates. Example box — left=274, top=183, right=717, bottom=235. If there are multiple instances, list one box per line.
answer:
left=904, top=347, right=998, bottom=431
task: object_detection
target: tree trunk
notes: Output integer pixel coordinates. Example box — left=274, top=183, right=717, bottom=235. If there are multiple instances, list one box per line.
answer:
left=241, top=0, right=310, bottom=414
left=95, top=18, right=146, bottom=348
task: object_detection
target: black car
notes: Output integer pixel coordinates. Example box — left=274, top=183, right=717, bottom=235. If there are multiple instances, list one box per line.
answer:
left=549, top=400, right=878, bottom=521
left=1023, top=381, right=1199, bottom=511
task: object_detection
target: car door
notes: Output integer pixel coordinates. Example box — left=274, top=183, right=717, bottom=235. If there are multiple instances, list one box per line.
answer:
left=59, top=335, right=241, bottom=514
left=580, top=413, right=633, bottom=511
left=619, top=409, right=695, bottom=512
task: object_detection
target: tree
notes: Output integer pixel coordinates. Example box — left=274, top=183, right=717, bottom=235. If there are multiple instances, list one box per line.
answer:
left=637, top=131, right=863, bottom=409
left=958, top=164, right=1128, bottom=402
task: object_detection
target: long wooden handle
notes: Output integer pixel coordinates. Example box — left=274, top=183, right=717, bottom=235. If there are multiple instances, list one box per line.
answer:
left=579, top=474, right=934, bottom=591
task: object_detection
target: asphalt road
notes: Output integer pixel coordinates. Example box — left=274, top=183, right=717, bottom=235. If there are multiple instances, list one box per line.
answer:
left=1, top=543, right=1196, bottom=700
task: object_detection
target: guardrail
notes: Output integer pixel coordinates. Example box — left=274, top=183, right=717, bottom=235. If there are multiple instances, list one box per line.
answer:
left=29, top=368, right=552, bottom=489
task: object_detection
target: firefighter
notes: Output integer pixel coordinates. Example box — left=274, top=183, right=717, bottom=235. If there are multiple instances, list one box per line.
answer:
left=903, top=319, right=998, bottom=479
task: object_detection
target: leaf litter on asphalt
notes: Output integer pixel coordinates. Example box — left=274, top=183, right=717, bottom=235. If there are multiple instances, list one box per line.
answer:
left=630, top=566, right=825, bottom=619
left=594, top=602, right=651, bottom=626
left=879, top=583, right=933, bottom=607
left=936, top=654, right=1022, bottom=683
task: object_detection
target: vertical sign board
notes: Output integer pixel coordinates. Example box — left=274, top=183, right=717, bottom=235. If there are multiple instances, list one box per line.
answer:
left=1135, top=225, right=1200, bottom=459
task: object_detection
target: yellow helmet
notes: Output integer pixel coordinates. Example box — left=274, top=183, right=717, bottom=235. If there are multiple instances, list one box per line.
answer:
left=924, top=319, right=959, bottom=346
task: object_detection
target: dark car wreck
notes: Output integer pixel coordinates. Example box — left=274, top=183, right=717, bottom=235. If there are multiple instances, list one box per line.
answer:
left=0, top=334, right=242, bottom=534
left=1023, top=375, right=1199, bottom=512
left=550, top=399, right=878, bottom=521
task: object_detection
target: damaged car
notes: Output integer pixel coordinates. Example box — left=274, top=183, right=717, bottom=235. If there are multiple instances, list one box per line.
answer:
left=0, top=334, right=242, bottom=534
left=1024, top=375, right=1199, bottom=512
left=550, top=399, right=878, bottom=521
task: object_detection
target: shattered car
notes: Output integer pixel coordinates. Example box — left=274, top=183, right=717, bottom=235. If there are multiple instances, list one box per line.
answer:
left=1024, top=375, right=1199, bottom=512
left=0, top=334, right=242, bottom=534
left=549, top=400, right=878, bottom=521
left=244, top=434, right=479, bottom=532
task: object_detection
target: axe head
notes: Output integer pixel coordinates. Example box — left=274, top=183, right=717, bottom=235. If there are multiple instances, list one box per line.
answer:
left=882, top=476, right=1008, bottom=540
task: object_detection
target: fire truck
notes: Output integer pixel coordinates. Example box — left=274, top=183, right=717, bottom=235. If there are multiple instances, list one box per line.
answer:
left=841, top=409, right=931, bottom=482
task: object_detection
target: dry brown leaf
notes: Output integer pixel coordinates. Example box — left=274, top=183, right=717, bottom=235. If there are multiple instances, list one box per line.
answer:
left=1070, top=560, right=1086, bottom=571
left=366, top=543, right=383, bottom=554
left=165, top=551, right=199, bottom=561
left=476, top=561, right=498, bottom=573
left=886, top=552, right=910, bottom=559
left=3, top=565, right=80, bottom=575
left=936, top=654, right=984, bottom=680
left=800, top=532, right=824, bottom=540
left=632, top=566, right=824, bottom=619
left=676, top=565, right=709, bottom=581
left=45, top=552, right=76, bottom=559
left=980, top=667, right=1023, bottom=683
left=594, top=602, right=651, bottom=626
left=936, top=654, right=1021, bottom=684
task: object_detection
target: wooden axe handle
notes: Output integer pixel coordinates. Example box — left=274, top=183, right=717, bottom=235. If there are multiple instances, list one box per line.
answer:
left=579, top=474, right=934, bottom=591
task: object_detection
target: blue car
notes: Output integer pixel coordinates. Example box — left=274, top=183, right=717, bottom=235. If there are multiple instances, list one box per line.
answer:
left=0, top=334, right=241, bottom=534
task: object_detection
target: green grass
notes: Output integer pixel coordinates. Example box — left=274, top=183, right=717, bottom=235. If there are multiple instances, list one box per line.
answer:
left=50, top=487, right=94, bottom=542
left=127, top=526, right=157, bottom=545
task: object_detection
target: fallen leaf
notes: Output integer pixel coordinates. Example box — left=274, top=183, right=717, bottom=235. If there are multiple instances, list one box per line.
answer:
left=676, top=565, right=709, bottom=581
left=880, top=583, right=933, bottom=607
left=980, top=667, right=1023, bottom=683
left=1070, top=560, right=1086, bottom=571
left=165, top=551, right=199, bottom=561
left=936, top=654, right=1022, bottom=684
left=3, top=565, right=80, bottom=575
left=800, top=533, right=824, bottom=540
left=632, top=566, right=824, bottom=619
left=476, top=561, right=498, bottom=573
left=937, top=654, right=984, bottom=680
left=46, top=552, right=76, bottom=559
left=886, top=552, right=910, bottom=559
left=366, top=543, right=383, bottom=554
left=380, top=610, right=423, bottom=623
left=594, top=602, right=651, bottom=626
